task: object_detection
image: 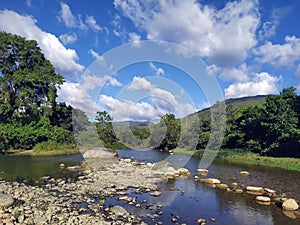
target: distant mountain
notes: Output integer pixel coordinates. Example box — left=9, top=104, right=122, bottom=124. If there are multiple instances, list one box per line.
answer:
left=188, top=95, right=267, bottom=119
left=113, top=121, right=151, bottom=128
left=113, top=95, right=268, bottom=127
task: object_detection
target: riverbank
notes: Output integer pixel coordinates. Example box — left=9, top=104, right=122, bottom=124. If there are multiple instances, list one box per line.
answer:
left=11, top=142, right=80, bottom=156
left=1, top=155, right=299, bottom=224
left=172, top=148, right=300, bottom=172
left=0, top=158, right=192, bottom=224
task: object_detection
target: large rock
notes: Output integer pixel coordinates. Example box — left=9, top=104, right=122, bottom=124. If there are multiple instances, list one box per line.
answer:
left=110, top=205, right=128, bottom=216
left=0, top=193, right=14, bottom=208
left=83, top=148, right=117, bottom=159
left=176, top=168, right=191, bottom=177
left=200, top=178, right=221, bottom=184
left=240, top=171, right=250, bottom=176
left=246, top=186, right=264, bottom=195
left=282, top=198, right=299, bottom=211
left=256, top=196, right=271, bottom=203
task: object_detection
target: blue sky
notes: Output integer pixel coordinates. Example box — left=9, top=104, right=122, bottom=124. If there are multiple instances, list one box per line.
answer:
left=1, top=0, right=300, bottom=121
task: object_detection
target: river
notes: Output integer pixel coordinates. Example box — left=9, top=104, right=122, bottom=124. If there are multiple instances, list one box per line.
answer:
left=0, top=149, right=299, bottom=224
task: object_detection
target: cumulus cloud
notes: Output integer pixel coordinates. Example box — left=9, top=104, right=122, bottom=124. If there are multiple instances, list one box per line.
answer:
left=259, top=5, right=292, bottom=40
left=59, top=33, right=77, bottom=45
left=58, top=75, right=122, bottom=116
left=225, top=72, right=279, bottom=98
left=99, top=95, right=162, bottom=121
left=85, top=16, right=102, bottom=32
left=58, top=3, right=101, bottom=32
left=114, top=0, right=260, bottom=66
left=128, top=32, right=141, bottom=46
left=128, top=76, right=195, bottom=116
left=59, top=3, right=77, bottom=28
left=255, top=36, right=300, bottom=67
left=149, top=62, right=165, bottom=76
left=0, top=10, right=84, bottom=79
left=219, top=64, right=249, bottom=82
left=88, top=49, right=105, bottom=63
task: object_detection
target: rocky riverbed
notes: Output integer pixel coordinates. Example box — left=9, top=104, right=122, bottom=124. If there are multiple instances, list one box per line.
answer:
left=0, top=158, right=191, bottom=225
left=0, top=156, right=299, bottom=225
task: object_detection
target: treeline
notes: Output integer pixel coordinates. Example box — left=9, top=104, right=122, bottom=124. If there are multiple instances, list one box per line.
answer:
left=99, top=87, right=300, bottom=158
left=223, top=87, right=300, bottom=157
left=0, top=32, right=89, bottom=153
left=150, top=87, right=300, bottom=158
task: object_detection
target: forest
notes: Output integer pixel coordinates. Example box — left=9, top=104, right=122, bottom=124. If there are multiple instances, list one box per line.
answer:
left=1, top=32, right=300, bottom=158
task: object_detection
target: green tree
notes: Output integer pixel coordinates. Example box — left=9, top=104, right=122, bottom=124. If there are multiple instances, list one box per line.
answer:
left=261, top=87, right=300, bottom=156
left=95, top=111, right=117, bottom=146
left=151, top=113, right=181, bottom=151
left=0, top=32, right=63, bottom=120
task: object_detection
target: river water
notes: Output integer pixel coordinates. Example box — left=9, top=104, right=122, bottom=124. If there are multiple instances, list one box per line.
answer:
left=0, top=150, right=299, bottom=224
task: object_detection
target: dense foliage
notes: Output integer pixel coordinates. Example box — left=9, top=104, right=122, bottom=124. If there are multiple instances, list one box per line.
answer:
left=0, top=32, right=87, bottom=153
left=104, top=87, right=300, bottom=158
left=223, top=87, right=300, bottom=157
left=95, top=111, right=126, bottom=149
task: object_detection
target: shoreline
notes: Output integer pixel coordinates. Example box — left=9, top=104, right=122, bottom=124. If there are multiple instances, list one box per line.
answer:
left=4, top=147, right=300, bottom=172
left=172, top=148, right=300, bottom=172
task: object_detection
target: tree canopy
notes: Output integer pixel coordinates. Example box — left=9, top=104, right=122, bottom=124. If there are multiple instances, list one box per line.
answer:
left=0, top=32, right=88, bottom=153
left=0, top=32, right=63, bottom=120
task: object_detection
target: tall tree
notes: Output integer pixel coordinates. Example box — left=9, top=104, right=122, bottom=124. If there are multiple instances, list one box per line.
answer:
left=0, top=32, right=63, bottom=120
left=261, top=87, right=300, bottom=156
left=95, top=111, right=117, bottom=146
left=151, top=113, right=181, bottom=151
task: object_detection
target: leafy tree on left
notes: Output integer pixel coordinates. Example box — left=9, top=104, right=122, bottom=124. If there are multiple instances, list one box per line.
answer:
left=0, top=32, right=75, bottom=153
left=0, top=32, right=63, bottom=119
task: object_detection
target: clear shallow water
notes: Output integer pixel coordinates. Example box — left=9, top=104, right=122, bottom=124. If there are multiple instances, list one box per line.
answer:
left=0, top=154, right=83, bottom=184
left=0, top=150, right=299, bottom=224
left=117, top=149, right=300, bottom=225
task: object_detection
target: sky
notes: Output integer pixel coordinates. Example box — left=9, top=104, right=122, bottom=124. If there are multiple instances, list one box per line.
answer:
left=1, top=0, right=300, bottom=121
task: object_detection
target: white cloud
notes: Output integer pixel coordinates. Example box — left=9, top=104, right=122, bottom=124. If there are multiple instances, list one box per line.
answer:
left=59, top=33, right=77, bottom=45
left=59, top=3, right=77, bottom=28
left=58, top=75, right=122, bottom=116
left=108, top=77, right=123, bottom=87
left=0, top=10, right=84, bottom=79
left=88, top=49, right=105, bottom=63
left=255, top=36, right=300, bottom=67
left=85, top=16, right=102, bottom=32
left=219, top=64, right=249, bottom=82
left=225, top=72, right=279, bottom=98
left=99, top=95, right=162, bottom=121
left=149, top=62, right=165, bottom=76
left=128, top=32, right=141, bottom=46
left=26, top=0, right=32, bottom=7
left=259, top=5, right=292, bottom=40
left=114, top=0, right=260, bottom=66
left=58, top=3, right=102, bottom=32
left=127, top=76, right=195, bottom=116
left=128, top=76, right=154, bottom=92
left=58, top=81, right=102, bottom=117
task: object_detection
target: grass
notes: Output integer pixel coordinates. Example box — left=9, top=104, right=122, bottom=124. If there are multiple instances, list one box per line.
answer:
left=172, top=148, right=300, bottom=172
left=14, top=141, right=80, bottom=156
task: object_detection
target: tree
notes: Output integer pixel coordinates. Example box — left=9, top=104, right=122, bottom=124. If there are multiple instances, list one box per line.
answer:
left=261, top=87, right=300, bottom=156
left=95, top=111, right=117, bottom=146
left=151, top=113, right=181, bottom=151
left=0, top=32, right=63, bottom=120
